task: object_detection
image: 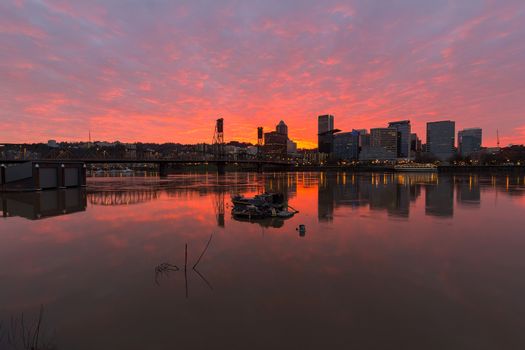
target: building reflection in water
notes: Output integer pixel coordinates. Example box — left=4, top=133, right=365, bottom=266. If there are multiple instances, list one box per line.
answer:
left=425, top=175, right=454, bottom=217
left=318, top=172, right=442, bottom=220
left=1, top=188, right=86, bottom=220
left=3, top=173, right=523, bottom=223
left=456, top=175, right=481, bottom=206
left=317, top=172, right=524, bottom=220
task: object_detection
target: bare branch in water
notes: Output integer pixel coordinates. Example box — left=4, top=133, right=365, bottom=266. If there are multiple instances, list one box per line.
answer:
left=193, top=234, right=213, bottom=269
left=193, top=267, right=213, bottom=291
left=2, top=306, right=56, bottom=350
left=32, top=305, right=44, bottom=349
left=185, top=244, right=188, bottom=298
left=154, top=263, right=180, bottom=285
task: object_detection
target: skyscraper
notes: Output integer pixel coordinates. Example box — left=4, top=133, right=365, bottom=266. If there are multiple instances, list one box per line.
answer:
left=333, top=130, right=360, bottom=161
left=410, top=133, right=422, bottom=153
left=359, top=128, right=398, bottom=160
left=264, top=121, right=289, bottom=158
left=318, top=115, right=334, bottom=134
left=318, top=115, right=337, bottom=154
left=458, top=128, right=482, bottom=156
left=388, top=120, right=411, bottom=159
left=426, top=121, right=455, bottom=161
left=276, top=120, right=288, bottom=136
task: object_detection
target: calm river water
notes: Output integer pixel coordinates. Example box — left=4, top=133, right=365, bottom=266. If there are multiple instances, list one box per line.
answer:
left=1, top=172, right=525, bottom=349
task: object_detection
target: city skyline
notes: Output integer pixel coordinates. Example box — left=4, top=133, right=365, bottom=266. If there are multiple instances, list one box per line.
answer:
left=1, top=1, right=525, bottom=147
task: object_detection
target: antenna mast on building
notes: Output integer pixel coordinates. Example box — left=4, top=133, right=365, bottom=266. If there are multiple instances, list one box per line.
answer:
left=497, top=129, right=500, bottom=148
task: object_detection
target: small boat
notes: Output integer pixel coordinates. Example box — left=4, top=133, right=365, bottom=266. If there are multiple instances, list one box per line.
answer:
left=231, top=192, right=299, bottom=221
left=231, top=192, right=285, bottom=209
left=232, top=205, right=265, bottom=219
left=277, top=210, right=295, bottom=218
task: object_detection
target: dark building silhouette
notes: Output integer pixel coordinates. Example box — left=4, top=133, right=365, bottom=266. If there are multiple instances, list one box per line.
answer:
left=333, top=130, right=360, bottom=161
left=318, top=115, right=338, bottom=154
left=410, top=133, right=422, bottom=153
left=388, top=120, right=411, bottom=159
left=360, top=128, right=398, bottom=160
left=458, top=128, right=482, bottom=157
left=264, top=120, right=289, bottom=158
left=427, top=121, right=455, bottom=161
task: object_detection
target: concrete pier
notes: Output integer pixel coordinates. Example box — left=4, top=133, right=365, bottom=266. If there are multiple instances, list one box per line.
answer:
left=1, top=161, right=86, bottom=192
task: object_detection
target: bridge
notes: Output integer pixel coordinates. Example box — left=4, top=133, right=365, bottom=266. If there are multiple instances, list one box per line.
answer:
left=0, top=158, right=292, bottom=175
left=0, top=118, right=296, bottom=191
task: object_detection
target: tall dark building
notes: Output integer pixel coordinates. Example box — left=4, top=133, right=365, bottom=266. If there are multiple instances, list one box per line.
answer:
left=427, top=120, right=455, bottom=161
left=388, top=120, right=411, bottom=158
left=458, top=128, right=482, bottom=156
left=318, top=115, right=334, bottom=134
left=276, top=120, right=288, bottom=136
left=360, top=128, right=398, bottom=160
left=333, top=130, right=360, bottom=161
left=318, top=115, right=336, bottom=154
left=264, top=120, right=290, bottom=158
left=410, top=133, right=422, bottom=153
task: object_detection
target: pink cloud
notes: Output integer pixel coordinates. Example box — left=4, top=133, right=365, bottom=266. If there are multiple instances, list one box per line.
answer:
left=0, top=0, right=524, bottom=147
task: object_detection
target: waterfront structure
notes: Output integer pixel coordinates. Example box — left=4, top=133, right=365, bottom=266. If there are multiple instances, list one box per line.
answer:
left=318, top=115, right=338, bottom=154
left=333, top=130, right=360, bottom=161
left=1, top=161, right=86, bottom=191
left=427, top=121, right=455, bottom=161
left=458, top=128, right=482, bottom=156
left=388, top=120, right=411, bottom=159
left=359, top=128, right=398, bottom=161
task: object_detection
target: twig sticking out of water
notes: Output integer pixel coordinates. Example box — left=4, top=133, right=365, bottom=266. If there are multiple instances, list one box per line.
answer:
left=33, top=305, right=44, bottom=350
left=2, top=305, right=55, bottom=350
left=192, top=234, right=214, bottom=291
left=193, top=234, right=213, bottom=269
left=184, top=243, right=188, bottom=298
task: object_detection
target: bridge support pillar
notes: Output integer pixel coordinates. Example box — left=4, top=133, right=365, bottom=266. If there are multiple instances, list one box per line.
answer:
left=58, top=164, right=66, bottom=189
left=256, top=162, right=263, bottom=173
left=81, top=164, right=87, bottom=187
left=159, top=163, right=169, bottom=177
left=0, top=165, right=5, bottom=191
left=217, top=161, right=226, bottom=175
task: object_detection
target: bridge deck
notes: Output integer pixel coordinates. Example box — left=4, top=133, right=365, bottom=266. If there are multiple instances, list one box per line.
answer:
left=1, top=159, right=292, bottom=165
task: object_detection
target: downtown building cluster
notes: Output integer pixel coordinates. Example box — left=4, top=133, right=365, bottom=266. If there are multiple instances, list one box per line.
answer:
left=317, top=115, right=483, bottom=163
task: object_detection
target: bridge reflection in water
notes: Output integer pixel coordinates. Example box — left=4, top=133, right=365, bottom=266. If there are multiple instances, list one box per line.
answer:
left=2, top=172, right=524, bottom=223
left=1, top=188, right=86, bottom=220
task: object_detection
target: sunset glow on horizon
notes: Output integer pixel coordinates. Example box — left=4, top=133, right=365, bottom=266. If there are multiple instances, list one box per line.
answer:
left=1, top=0, right=525, bottom=148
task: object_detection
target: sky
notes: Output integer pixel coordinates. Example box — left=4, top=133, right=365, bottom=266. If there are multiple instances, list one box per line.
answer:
left=1, top=0, right=525, bottom=148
